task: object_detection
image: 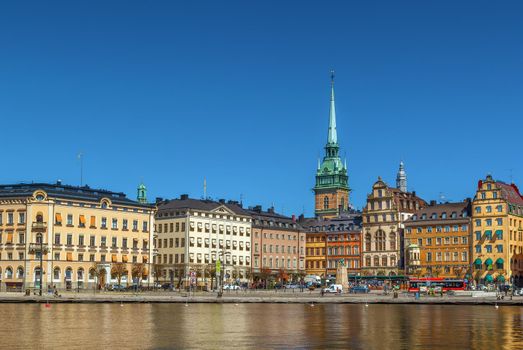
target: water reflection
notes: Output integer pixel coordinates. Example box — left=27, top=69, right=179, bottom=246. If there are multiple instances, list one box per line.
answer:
left=0, top=303, right=521, bottom=349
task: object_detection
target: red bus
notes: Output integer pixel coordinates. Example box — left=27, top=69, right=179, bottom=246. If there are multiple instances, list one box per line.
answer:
left=408, top=278, right=467, bottom=293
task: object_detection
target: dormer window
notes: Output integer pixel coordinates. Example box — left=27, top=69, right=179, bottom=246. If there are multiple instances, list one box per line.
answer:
left=451, top=212, right=457, bottom=218
left=412, top=215, right=417, bottom=220
left=431, top=213, right=437, bottom=219
left=441, top=212, right=447, bottom=219
left=421, top=214, right=427, bottom=220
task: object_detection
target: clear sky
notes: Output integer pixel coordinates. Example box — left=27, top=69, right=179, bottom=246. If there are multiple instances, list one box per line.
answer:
left=1, top=1, right=522, bottom=216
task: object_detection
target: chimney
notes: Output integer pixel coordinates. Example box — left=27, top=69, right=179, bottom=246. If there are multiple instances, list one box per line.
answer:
left=253, top=205, right=262, bottom=213
left=430, top=200, right=437, bottom=206
left=219, top=199, right=225, bottom=204
left=56, top=179, right=62, bottom=186
left=155, top=197, right=164, bottom=204
left=180, top=194, right=189, bottom=200
left=268, top=207, right=274, bottom=214
left=292, top=214, right=296, bottom=223
left=298, top=214, right=305, bottom=221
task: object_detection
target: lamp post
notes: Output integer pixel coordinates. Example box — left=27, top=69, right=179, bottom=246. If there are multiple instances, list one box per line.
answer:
left=38, top=232, right=43, bottom=296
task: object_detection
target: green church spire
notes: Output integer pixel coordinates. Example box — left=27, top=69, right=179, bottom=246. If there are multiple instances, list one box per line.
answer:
left=328, top=70, right=337, bottom=145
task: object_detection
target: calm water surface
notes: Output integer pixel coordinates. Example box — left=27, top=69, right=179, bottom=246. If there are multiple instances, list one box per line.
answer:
left=1, top=303, right=522, bottom=349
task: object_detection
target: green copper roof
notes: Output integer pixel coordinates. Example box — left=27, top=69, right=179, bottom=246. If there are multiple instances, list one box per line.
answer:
left=327, top=70, right=337, bottom=145
left=314, top=71, right=349, bottom=191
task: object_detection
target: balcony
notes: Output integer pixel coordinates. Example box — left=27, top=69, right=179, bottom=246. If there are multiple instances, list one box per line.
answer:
left=29, top=243, right=49, bottom=254
left=31, top=222, right=47, bottom=232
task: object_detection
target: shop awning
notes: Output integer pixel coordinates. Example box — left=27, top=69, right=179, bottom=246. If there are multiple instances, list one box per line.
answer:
left=496, top=258, right=504, bottom=264
left=473, top=258, right=482, bottom=265
left=55, top=213, right=62, bottom=224
left=485, top=258, right=493, bottom=266
left=496, top=275, right=505, bottom=282
left=79, top=215, right=86, bottom=225
left=90, top=216, right=96, bottom=227
left=485, top=274, right=493, bottom=282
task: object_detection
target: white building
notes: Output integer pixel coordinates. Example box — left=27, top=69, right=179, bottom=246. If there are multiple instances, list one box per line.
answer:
left=154, top=195, right=252, bottom=288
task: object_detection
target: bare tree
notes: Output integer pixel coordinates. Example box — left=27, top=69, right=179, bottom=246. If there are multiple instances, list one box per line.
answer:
left=91, top=263, right=107, bottom=290
left=260, top=267, right=271, bottom=289
left=153, top=264, right=164, bottom=287
left=111, top=262, right=128, bottom=287
left=131, top=263, right=147, bottom=289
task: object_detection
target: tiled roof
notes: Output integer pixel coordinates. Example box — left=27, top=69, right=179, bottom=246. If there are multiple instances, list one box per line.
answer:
left=404, top=200, right=471, bottom=225
left=497, top=182, right=523, bottom=206
left=157, top=197, right=251, bottom=217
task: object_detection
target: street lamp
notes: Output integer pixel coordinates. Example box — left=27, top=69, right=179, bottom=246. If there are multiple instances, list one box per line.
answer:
left=31, top=216, right=47, bottom=297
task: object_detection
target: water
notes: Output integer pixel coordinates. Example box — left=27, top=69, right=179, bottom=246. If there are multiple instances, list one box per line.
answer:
left=1, top=303, right=522, bottom=349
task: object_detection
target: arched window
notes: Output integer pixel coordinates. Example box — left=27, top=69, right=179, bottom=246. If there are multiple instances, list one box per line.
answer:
left=390, top=256, right=396, bottom=267
left=65, top=268, right=73, bottom=281
left=323, top=196, right=329, bottom=210
left=365, top=234, right=371, bottom=252
left=375, top=230, right=385, bottom=251
left=365, top=256, right=371, bottom=267
left=389, top=232, right=396, bottom=250
left=53, top=267, right=60, bottom=280
left=340, top=197, right=345, bottom=210
left=16, top=267, right=24, bottom=279
left=77, top=268, right=84, bottom=281
left=374, top=256, right=380, bottom=267
left=89, top=268, right=96, bottom=281
left=382, top=256, right=388, bottom=267
left=5, top=267, right=13, bottom=279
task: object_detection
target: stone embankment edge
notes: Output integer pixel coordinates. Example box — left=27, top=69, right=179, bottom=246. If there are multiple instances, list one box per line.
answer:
left=0, top=296, right=521, bottom=306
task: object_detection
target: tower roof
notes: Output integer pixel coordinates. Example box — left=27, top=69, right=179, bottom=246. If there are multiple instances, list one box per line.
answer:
left=327, top=70, right=337, bottom=145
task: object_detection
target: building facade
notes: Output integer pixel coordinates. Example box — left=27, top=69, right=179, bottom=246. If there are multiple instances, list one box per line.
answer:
left=404, top=200, right=471, bottom=278
left=362, top=176, right=426, bottom=276
left=154, top=196, right=252, bottom=288
left=249, top=206, right=306, bottom=282
left=314, top=72, right=350, bottom=219
left=471, top=175, right=523, bottom=287
left=301, top=212, right=362, bottom=278
left=0, top=182, right=155, bottom=291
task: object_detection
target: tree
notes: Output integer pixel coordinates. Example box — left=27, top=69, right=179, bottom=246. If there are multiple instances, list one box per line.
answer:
left=91, top=263, right=107, bottom=290
left=153, top=264, right=164, bottom=287
left=131, top=263, right=147, bottom=289
left=278, top=269, right=288, bottom=283
left=111, top=262, right=128, bottom=287
left=260, top=267, right=271, bottom=289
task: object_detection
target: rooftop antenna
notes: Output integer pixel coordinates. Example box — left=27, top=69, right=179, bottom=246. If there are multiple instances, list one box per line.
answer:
left=77, top=152, right=84, bottom=186
left=203, top=178, right=207, bottom=199
left=439, top=192, right=446, bottom=203
left=509, top=168, right=514, bottom=184
left=240, top=193, right=243, bottom=206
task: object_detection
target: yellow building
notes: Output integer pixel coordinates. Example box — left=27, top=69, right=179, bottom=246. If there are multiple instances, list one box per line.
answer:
left=472, top=175, right=523, bottom=287
left=404, top=200, right=471, bottom=278
left=0, top=182, right=155, bottom=291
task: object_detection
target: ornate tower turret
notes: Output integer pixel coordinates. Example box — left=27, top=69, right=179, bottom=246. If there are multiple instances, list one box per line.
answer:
left=396, top=161, right=407, bottom=193
left=137, top=182, right=147, bottom=204
left=314, top=71, right=350, bottom=219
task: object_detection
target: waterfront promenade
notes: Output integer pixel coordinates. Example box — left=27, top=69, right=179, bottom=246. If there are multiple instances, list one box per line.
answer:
left=1, top=290, right=522, bottom=305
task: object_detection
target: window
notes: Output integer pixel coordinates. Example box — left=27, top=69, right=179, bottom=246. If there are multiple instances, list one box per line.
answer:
left=101, top=217, right=107, bottom=229
left=426, top=238, right=432, bottom=245
left=112, top=218, right=118, bottom=229
left=485, top=245, right=492, bottom=253
left=486, top=219, right=492, bottom=226
left=426, top=252, right=432, bottom=262
left=67, top=214, right=73, bottom=226
left=323, top=196, right=329, bottom=210
left=496, top=218, right=503, bottom=226
left=496, top=245, right=503, bottom=253
left=481, top=193, right=486, bottom=199
left=493, top=192, right=498, bottom=199
left=475, top=231, right=481, bottom=240
left=78, top=235, right=84, bottom=246
left=112, top=237, right=117, bottom=248
left=427, top=227, right=432, bottom=233
left=496, top=205, right=503, bottom=212
left=90, top=235, right=95, bottom=247
left=133, top=220, right=138, bottom=231
left=101, top=236, right=106, bottom=247
left=462, top=252, right=467, bottom=262
left=54, top=233, right=60, bottom=245
left=123, top=219, right=128, bottom=230
left=475, top=219, right=481, bottom=227
left=486, top=206, right=492, bottom=213
left=143, top=221, right=148, bottom=232
left=496, top=230, right=503, bottom=239
left=19, top=233, right=25, bottom=244
left=66, top=234, right=72, bottom=246
left=441, top=212, right=447, bottom=219
left=18, top=213, right=25, bottom=224
left=389, top=232, right=396, bottom=250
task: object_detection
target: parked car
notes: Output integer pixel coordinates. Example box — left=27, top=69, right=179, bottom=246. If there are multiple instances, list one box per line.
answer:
left=223, top=284, right=240, bottom=290
left=161, top=283, right=173, bottom=291
left=323, top=284, right=343, bottom=293
left=285, top=284, right=299, bottom=289
left=110, top=284, right=126, bottom=292
left=349, top=285, right=370, bottom=294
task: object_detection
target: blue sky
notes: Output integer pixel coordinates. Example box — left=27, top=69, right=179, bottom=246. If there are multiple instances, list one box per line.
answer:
left=0, top=1, right=522, bottom=216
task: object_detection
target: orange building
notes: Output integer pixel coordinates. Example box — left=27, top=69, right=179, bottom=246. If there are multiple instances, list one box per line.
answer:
left=404, top=200, right=472, bottom=278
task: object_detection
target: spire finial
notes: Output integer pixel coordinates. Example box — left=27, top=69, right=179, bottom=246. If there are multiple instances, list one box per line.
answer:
left=327, top=70, right=337, bottom=144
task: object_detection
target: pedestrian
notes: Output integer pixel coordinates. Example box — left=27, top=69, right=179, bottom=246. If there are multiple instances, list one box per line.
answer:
left=321, top=288, right=324, bottom=297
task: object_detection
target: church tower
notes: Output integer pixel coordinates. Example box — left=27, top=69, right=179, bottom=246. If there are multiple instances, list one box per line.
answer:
left=314, top=71, right=350, bottom=219
left=396, top=161, right=407, bottom=192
